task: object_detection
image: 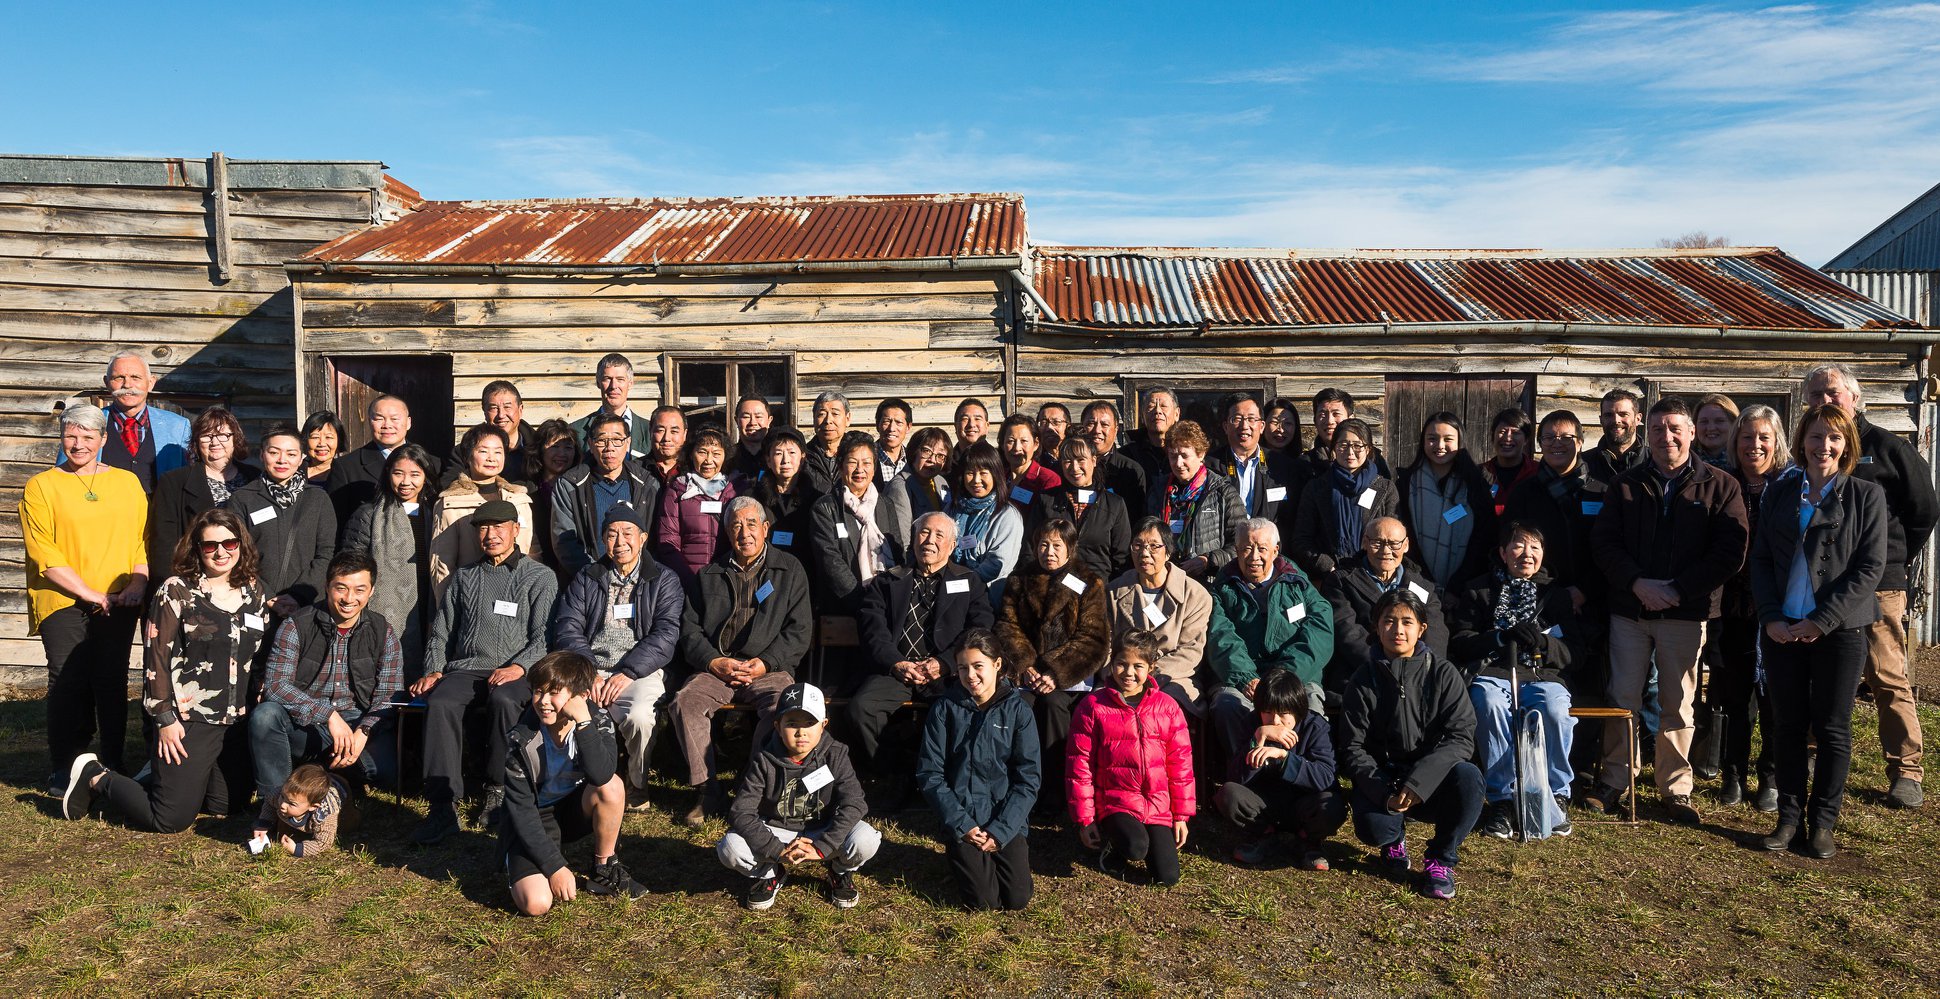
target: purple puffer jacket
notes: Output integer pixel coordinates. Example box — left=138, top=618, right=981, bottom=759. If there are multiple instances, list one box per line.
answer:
left=653, top=474, right=736, bottom=588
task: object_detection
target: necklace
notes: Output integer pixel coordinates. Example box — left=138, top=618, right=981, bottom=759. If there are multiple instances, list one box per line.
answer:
left=73, top=464, right=102, bottom=501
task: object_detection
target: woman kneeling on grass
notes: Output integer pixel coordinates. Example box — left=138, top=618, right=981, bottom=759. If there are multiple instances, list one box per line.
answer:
left=1065, top=630, right=1195, bottom=886
left=64, top=509, right=271, bottom=829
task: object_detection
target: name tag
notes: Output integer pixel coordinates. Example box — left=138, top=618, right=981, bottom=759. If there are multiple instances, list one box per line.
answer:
left=1142, top=602, right=1166, bottom=628
left=1545, top=624, right=1563, bottom=638
left=1442, top=504, right=1468, bottom=525
left=945, top=578, right=971, bottom=595
left=836, top=522, right=850, bottom=540
left=772, top=530, right=795, bottom=547
left=630, top=449, right=646, bottom=459
left=801, top=765, right=834, bottom=794
left=249, top=506, right=276, bottom=525
left=493, top=599, right=519, bottom=617
left=612, top=603, right=634, bottom=620
left=1581, top=500, right=1604, bottom=516
left=1061, top=573, right=1087, bottom=595
left=1287, top=602, right=1307, bottom=623
left=1490, top=482, right=1500, bottom=498
left=1859, top=455, right=1875, bottom=464
left=1407, top=581, right=1430, bottom=602
left=755, top=580, right=775, bottom=604
left=699, top=500, right=722, bottom=515
left=1010, top=486, right=1034, bottom=505
left=1266, top=486, right=1287, bottom=503
left=956, top=533, right=977, bottom=552
left=1357, top=488, right=1377, bottom=510
left=243, top=613, right=265, bottom=632
left=403, top=501, right=421, bottom=515
left=1078, top=489, right=1096, bottom=504
left=1168, top=519, right=1184, bottom=535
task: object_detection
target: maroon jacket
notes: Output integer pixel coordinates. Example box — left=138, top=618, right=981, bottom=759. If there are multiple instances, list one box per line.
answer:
left=652, top=474, right=736, bottom=589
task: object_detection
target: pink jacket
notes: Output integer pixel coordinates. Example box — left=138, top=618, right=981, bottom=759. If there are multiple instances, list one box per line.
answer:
left=1066, top=680, right=1196, bottom=827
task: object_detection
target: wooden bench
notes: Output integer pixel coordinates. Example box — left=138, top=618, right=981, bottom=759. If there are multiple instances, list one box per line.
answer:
left=1569, top=706, right=1638, bottom=823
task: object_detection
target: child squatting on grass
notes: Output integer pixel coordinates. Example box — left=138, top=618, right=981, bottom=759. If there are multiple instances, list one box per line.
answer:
left=251, top=764, right=348, bottom=857
left=915, top=628, right=1042, bottom=911
left=1337, top=589, right=1484, bottom=901
left=501, top=650, right=648, bottom=915
left=1213, top=667, right=1348, bottom=871
left=716, top=681, right=881, bottom=911
left=1065, top=629, right=1195, bottom=886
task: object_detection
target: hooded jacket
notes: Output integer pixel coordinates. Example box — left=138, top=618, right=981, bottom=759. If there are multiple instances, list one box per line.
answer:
left=916, top=681, right=1042, bottom=845
left=728, top=731, right=867, bottom=863
left=501, top=706, right=620, bottom=878
left=1065, top=681, right=1196, bottom=827
left=1336, top=648, right=1476, bottom=801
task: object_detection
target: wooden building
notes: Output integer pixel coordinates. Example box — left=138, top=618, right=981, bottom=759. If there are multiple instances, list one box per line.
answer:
left=1825, top=180, right=1940, bottom=327
left=286, top=195, right=1027, bottom=450
left=0, top=154, right=418, bottom=666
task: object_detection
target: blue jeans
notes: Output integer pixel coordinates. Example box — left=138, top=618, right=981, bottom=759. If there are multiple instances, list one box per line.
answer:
left=1469, top=677, right=1575, bottom=801
left=250, top=701, right=397, bottom=798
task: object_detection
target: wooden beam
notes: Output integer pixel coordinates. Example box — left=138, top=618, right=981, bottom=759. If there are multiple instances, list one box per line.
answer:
left=209, top=152, right=233, bottom=284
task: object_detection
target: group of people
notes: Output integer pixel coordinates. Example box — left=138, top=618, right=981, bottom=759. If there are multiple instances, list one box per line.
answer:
left=20, top=350, right=1931, bottom=912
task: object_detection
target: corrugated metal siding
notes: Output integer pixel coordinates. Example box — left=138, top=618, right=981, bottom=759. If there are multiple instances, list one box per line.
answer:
left=1036, top=249, right=1917, bottom=332
left=301, top=194, right=1026, bottom=267
left=1828, top=270, right=1935, bottom=325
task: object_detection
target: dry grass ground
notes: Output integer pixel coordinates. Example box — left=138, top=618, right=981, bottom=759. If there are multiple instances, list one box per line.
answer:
left=0, top=697, right=1936, bottom=997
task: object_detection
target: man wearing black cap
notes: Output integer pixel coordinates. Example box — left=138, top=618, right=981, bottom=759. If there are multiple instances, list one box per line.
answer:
left=549, top=502, right=687, bottom=809
left=409, top=499, right=559, bottom=845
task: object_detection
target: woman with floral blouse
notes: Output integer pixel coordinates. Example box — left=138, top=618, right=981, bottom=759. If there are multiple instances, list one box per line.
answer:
left=61, top=508, right=272, bottom=830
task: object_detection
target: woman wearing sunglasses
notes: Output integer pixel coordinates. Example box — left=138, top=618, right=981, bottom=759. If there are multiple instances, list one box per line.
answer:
left=62, top=509, right=272, bottom=830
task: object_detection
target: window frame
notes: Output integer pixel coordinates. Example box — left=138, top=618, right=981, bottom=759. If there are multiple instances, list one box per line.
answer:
left=664, top=352, right=796, bottom=445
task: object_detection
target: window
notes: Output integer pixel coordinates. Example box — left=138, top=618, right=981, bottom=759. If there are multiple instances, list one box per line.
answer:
left=1383, top=374, right=1535, bottom=464
left=669, top=354, right=793, bottom=442
left=1123, top=377, right=1275, bottom=441
left=1642, top=378, right=1796, bottom=431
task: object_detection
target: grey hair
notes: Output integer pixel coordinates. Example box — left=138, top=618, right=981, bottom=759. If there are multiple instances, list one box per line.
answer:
left=1239, top=516, right=1280, bottom=546
left=1731, top=405, right=1791, bottom=472
left=913, top=510, right=957, bottom=539
left=104, top=351, right=150, bottom=379
left=813, top=391, right=850, bottom=414
left=61, top=404, right=110, bottom=435
left=1802, top=363, right=1864, bottom=411
left=1361, top=516, right=1406, bottom=540
left=724, top=495, right=772, bottom=524
left=595, top=352, right=633, bottom=375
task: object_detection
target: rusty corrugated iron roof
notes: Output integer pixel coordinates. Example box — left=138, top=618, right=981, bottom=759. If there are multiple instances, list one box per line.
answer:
left=299, top=193, right=1025, bottom=268
left=1035, top=246, right=1917, bottom=332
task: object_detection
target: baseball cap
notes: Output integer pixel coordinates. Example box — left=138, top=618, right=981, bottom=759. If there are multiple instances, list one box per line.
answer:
left=776, top=682, right=826, bottom=723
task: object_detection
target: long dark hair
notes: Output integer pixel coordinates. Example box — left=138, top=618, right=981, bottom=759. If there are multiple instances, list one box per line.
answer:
left=1404, top=410, right=1480, bottom=476
left=381, top=443, right=436, bottom=506
left=171, top=508, right=260, bottom=585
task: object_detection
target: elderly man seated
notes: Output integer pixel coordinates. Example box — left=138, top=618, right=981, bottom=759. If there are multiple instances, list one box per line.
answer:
left=1205, top=517, right=1335, bottom=758
left=1318, top=516, right=1450, bottom=692
left=667, top=497, right=813, bottom=825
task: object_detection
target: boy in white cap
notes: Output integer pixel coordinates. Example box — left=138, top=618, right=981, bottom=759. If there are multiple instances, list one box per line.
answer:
left=715, top=681, right=879, bottom=910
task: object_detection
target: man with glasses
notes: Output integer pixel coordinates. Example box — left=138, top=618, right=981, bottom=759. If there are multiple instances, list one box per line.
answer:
left=1122, top=387, right=1180, bottom=488
left=1319, top=517, right=1450, bottom=692
left=1209, top=393, right=1304, bottom=530
left=1035, top=403, right=1071, bottom=466
left=1080, top=400, right=1149, bottom=518
left=1205, top=518, right=1334, bottom=758
left=551, top=414, right=659, bottom=576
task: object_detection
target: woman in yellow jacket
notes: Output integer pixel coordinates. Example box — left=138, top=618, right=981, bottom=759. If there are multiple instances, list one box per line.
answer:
left=429, top=424, right=535, bottom=600
left=22, top=405, right=149, bottom=791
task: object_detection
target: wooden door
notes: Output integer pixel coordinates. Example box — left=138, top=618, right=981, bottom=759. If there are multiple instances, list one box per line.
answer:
left=330, top=355, right=454, bottom=458
left=1384, top=375, right=1535, bottom=465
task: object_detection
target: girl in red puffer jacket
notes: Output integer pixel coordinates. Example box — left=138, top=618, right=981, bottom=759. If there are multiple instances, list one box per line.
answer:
left=1066, top=630, right=1196, bottom=885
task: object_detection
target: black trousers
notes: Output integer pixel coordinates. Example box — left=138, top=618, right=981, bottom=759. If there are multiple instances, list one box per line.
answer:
left=422, top=671, right=531, bottom=805
left=945, top=834, right=1033, bottom=911
left=1097, top=812, right=1180, bottom=886
left=42, top=605, right=140, bottom=774
left=1216, top=775, right=1348, bottom=845
left=843, top=674, right=922, bottom=765
left=1712, top=615, right=1775, bottom=784
left=1764, top=627, right=1867, bottom=830
left=98, top=720, right=253, bottom=832
left=1349, top=761, right=1485, bottom=866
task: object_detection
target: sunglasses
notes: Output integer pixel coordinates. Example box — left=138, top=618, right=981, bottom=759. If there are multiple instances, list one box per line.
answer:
left=199, top=538, right=242, bottom=554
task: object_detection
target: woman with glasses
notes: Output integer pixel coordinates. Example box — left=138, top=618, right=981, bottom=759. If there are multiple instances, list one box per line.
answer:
left=1107, top=517, right=1215, bottom=716
left=150, top=407, right=260, bottom=581
left=903, top=427, right=955, bottom=516
left=1290, top=418, right=1398, bottom=578
left=1027, top=435, right=1131, bottom=582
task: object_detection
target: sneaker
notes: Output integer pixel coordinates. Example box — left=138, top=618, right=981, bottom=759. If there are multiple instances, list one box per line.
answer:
left=1298, top=850, right=1330, bottom=872
left=1551, top=796, right=1573, bottom=837
left=469, top=785, right=505, bottom=829
left=61, top=754, right=103, bottom=820
left=1753, top=782, right=1779, bottom=813
left=1231, top=835, right=1273, bottom=866
left=744, top=871, right=785, bottom=911
left=1380, top=840, right=1409, bottom=873
left=1582, top=782, right=1627, bottom=815
left=1886, top=777, right=1924, bottom=809
left=585, top=857, right=649, bottom=899
left=411, top=803, right=460, bottom=846
left=1478, top=801, right=1514, bottom=840
left=827, top=868, right=859, bottom=909
left=1418, top=859, right=1456, bottom=900
left=1664, top=794, right=1702, bottom=825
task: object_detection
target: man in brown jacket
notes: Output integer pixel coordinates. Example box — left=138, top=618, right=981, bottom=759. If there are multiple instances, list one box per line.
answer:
left=1587, top=398, right=1749, bottom=824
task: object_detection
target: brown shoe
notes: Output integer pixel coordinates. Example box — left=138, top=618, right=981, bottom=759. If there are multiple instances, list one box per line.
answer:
left=1665, top=793, right=1701, bottom=825
left=678, top=781, right=727, bottom=827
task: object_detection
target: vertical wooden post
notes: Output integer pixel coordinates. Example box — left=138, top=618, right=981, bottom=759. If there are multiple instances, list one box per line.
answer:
left=209, top=151, right=233, bottom=284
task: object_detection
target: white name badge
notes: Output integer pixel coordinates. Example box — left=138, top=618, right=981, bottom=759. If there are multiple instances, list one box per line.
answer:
left=403, top=501, right=421, bottom=515
left=243, top=613, right=265, bottom=632
left=1581, top=500, right=1604, bottom=516
left=836, top=522, right=850, bottom=540
left=1077, top=489, right=1096, bottom=504
left=1859, top=455, right=1876, bottom=464
left=249, top=506, right=276, bottom=525
left=772, top=531, right=795, bottom=546
left=1060, top=573, right=1087, bottom=595
left=944, top=578, right=971, bottom=595
left=1142, top=602, right=1166, bottom=628
left=612, top=603, right=634, bottom=620
left=247, top=835, right=268, bottom=856
left=956, top=534, right=977, bottom=552
left=700, top=500, right=722, bottom=515
left=801, top=765, right=834, bottom=794
left=1287, top=602, right=1307, bottom=623
left=1407, top=581, right=1431, bottom=602
left=1443, top=504, right=1468, bottom=525
left=1168, top=520, right=1184, bottom=535
left=1266, top=486, right=1287, bottom=503
left=493, top=599, right=519, bottom=617
left=755, top=581, right=775, bottom=604
left=630, top=449, right=646, bottom=459
left=1010, top=486, right=1033, bottom=505
left=1357, top=488, right=1377, bottom=510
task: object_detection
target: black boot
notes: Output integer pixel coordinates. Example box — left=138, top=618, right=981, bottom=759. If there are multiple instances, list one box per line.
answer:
left=1804, top=825, right=1837, bottom=860
left=1718, top=770, right=1743, bottom=806
left=1757, top=820, right=1800, bottom=852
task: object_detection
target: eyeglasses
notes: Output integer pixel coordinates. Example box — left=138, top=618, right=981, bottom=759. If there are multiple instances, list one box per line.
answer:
left=1334, top=442, right=1369, bottom=454
left=1131, top=543, right=1168, bottom=554
left=199, top=538, right=241, bottom=554
left=1229, top=416, right=1263, bottom=426
left=1539, top=434, right=1581, bottom=446
left=196, top=432, right=234, bottom=442
left=1365, top=540, right=1406, bottom=552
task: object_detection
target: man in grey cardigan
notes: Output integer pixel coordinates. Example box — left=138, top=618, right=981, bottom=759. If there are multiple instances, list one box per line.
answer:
left=410, top=500, right=559, bottom=845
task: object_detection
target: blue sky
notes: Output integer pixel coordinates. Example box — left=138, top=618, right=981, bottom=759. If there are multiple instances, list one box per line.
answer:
left=8, top=1, right=1938, bottom=264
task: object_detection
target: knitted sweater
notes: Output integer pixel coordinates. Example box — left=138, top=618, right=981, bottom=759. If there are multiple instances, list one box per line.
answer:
left=423, top=552, right=557, bottom=675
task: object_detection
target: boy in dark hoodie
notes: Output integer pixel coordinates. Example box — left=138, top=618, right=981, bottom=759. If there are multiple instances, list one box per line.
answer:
left=916, top=628, right=1042, bottom=911
left=1214, top=668, right=1347, bottom=871
left=501, top=651, right=648, bottom=916
left=717, top=682, right=879, bottom=911
left=1337, top=589, right=1483, bottom=901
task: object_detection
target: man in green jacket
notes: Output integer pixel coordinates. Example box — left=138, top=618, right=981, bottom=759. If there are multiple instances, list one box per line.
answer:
left=1206, top=517, right=1335, bottom=757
